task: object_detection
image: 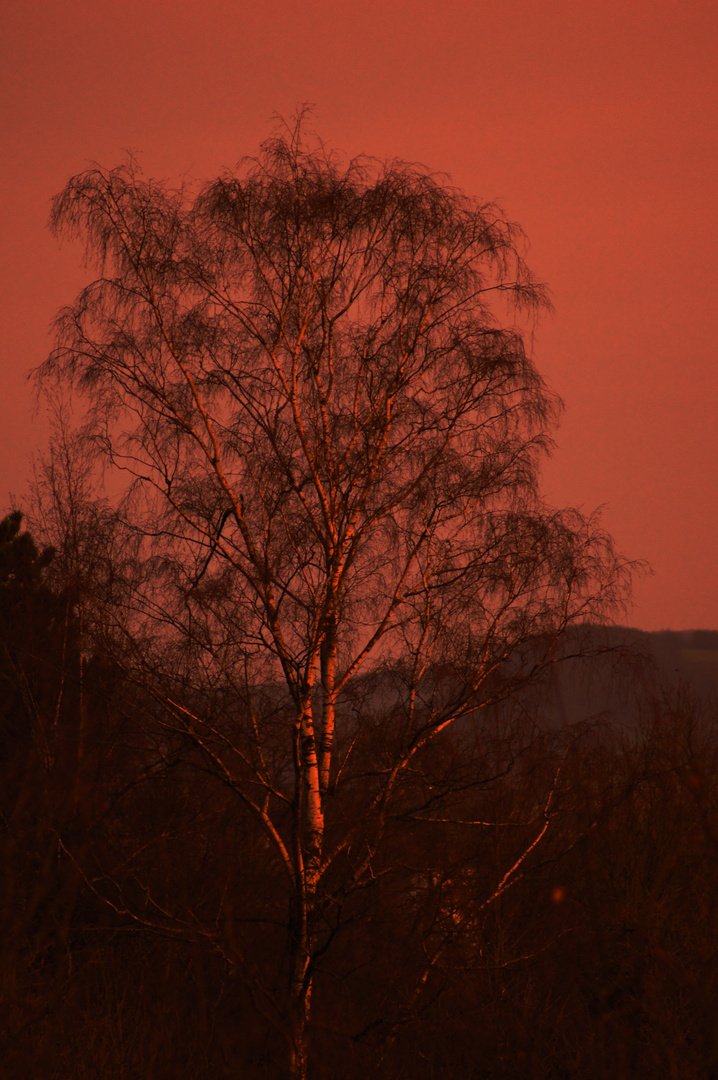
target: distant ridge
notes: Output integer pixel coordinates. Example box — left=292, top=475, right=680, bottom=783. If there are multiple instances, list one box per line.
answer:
left=522, top=625, right=718, bottom=731
left=639, top=628, right=718, bottom=700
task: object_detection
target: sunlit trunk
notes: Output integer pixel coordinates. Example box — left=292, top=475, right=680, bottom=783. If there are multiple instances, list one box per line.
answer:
left=319, top=616, right=337, bottom=798
left=288, top=691, right=325, bottom=1080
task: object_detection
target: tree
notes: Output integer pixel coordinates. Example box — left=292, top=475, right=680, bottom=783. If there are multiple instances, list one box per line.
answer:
left=0, top=513, right=81, bottom=1066
left=39, top=114, right=630, bottom=1078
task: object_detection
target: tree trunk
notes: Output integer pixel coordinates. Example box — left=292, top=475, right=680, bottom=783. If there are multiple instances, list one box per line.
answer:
left=288, top=694, right=325, bottom=1080
left=288, top=974, right=312, bottom=1080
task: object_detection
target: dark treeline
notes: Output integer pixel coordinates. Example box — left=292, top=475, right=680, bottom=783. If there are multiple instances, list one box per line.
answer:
left=2, top=510, right=717, bottom=1080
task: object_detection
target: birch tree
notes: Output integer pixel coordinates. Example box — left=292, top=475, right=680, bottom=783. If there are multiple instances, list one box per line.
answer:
left=39, top=115, right=630, bottom=1079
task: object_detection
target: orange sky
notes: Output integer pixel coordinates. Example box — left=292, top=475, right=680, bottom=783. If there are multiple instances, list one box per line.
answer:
left=2, top=0, right=717, bottom=629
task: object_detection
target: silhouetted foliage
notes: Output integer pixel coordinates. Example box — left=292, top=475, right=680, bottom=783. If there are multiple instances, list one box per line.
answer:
left=1, top=557, right=717, bottom=1077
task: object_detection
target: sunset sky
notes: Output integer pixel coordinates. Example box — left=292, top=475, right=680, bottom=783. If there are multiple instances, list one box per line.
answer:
left=2, top=0, right=716, bottom=630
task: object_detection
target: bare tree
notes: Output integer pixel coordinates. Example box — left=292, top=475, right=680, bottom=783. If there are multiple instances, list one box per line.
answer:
left=39, top=113, right=630, bottom=1078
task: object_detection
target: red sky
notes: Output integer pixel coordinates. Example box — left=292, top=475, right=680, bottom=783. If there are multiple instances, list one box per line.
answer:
left=2, top=0, right=717, bottom=630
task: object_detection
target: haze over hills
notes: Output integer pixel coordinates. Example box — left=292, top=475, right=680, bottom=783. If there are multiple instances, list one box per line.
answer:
left=644, top=628, right=718, bottom=697
left=537, top=626, right=718, bottom=733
